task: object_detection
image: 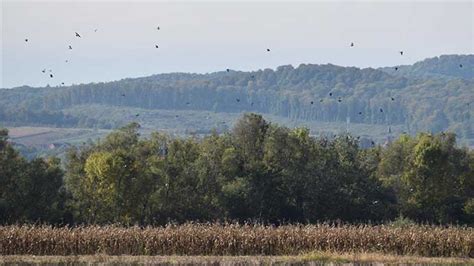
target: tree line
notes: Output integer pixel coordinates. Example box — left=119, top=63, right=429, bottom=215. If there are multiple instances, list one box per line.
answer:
left=1, top=54, right=473, bottom=140
left=1, top=113, right=473, bottom=225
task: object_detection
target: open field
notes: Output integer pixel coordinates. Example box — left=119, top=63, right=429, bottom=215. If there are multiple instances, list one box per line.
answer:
left=1, top=252, right=473, bottom=265
left=6, top=126, right=110, bottom=146
left=3, top=107, right=412, bottom=159
left=1, top=224, right=472, bottom=258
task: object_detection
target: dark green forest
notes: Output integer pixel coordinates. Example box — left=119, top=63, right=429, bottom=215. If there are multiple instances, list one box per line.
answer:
left=1, top=114, right=473, bottom=225
left=1, top=54, right=473, bottom=144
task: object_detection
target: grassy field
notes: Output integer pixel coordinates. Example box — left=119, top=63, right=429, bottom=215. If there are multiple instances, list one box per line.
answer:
left=4, top=107, right=409, bottom=159
left=1, top=224, right=472, bottom=259
left=1, top=252, right=473, bottom=265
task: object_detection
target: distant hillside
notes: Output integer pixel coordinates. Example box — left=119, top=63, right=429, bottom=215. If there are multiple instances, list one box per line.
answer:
left=380, top=54, right=474, bottom=80
left=1, top=54, right=473, bottom=144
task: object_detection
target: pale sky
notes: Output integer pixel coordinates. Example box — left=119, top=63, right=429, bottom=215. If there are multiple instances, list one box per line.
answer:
left=1, top=0, right=473, bottom=88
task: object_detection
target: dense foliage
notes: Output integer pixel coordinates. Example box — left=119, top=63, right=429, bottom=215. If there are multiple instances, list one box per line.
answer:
left=1, top=55, right=473, bottom=142
left=1, top=113, right=473, bottom=225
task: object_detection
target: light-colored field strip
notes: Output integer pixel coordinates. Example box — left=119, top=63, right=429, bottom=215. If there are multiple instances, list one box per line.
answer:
left=1, top=252, right=472, bottom=265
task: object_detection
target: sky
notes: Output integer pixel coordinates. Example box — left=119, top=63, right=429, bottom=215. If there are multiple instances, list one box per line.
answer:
left=1, top=0, right=473, bottom=88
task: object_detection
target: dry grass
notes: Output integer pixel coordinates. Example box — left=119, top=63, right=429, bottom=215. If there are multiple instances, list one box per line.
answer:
left=0, top=223, right=472, bottom=258
left=1, top=253, right=472, bottom=265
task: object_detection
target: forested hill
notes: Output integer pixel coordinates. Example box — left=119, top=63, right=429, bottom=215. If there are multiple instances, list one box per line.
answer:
left=379, top=54, right=474, bottom=80
left=1, top=54, right=473, bottom=143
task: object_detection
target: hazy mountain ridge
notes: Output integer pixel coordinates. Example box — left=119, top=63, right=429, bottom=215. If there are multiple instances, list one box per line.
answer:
left=379, top=54, right=474, bottom=80
left=1, top=54, right=473, bottom=145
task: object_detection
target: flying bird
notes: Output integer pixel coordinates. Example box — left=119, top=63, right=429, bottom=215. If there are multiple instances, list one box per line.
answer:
left=42, top=69, right=46, bottom=73
left=25, top=38, right=28, bottom=42
left=460, top=64, right=463, bottom=68
left=329, top=92, right=333, bottom=96
left=65, top=60, right=69, bottom=63
left=236, top=98, right=240, bottom=102
left=94, top=29, right=98, bottom=32
left=69, top=45, right=72, bottom=50
left=380, top=108, right=384, bottom=113
left=394, top=67, right=398, bottom=71
left=310, top=101, right=314, bottom=105
left=320, top=99, right=324, bottom=103
left=155, top=45, right=159, bottom=48
left=135, top=113, right=140, bottom=117
left=338, top=98, right=342, bottom=103
left=61, top=82, right=65, bottom=85
left=250, top=75, right=255, bottom=78
left=121, top=94, right=126, bottom=97
left=157, top=26, right=160, bottom=30
left=358, top=112, right=362, bottom=115
left=350, top=42, right=354, bottom=47
left=371, top=141, right=375, bottom=145
left=391, top=97, right=395, bottom=101
left=50, top=74, right=53, bottom=78
left=75, top=32, right=81, bottom=38
left=399, top=51, right=403, bottom=55
left=186, top=102, right=190, bottom=105
left=266, top=48, right=270, bottom=52
left=226, top=69, right=230, bottom=72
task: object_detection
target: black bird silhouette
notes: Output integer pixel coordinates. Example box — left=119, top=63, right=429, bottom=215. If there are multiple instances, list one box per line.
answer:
left=310, top=101, right=314, bottom=105
left=94, top=29, right=98, bottom=32
left=121, top=94, right=126, bottom=97
left=394, top=67, right=398, bottom=71
left=399, top=51, right=403, bottom=55
left=320, top=99, right=323, bottom=102
left=460, top=64, right=463, bottom=68
left=42, top=69, right=46, bottom=73
left=50, top=74, right=53, bottom=78
left=266, top=48, right=270, bottom=52
left=358, top=112, right=362, bottom=115
left=61, top=82, right=65, bottom=85
left=226, top=69, right=230, bottom=72
left=157, top=26, right=160, bottom=30
left=236, top=98, right=240, bottom=102
left=75, top=32, right=81, bottom=38
left=186, top=102, right=190, bottom=105
left=25, top=39, right=28, bottom=42
left=350, top=42, right=354, bottom=47
left=391, top=97, right=395, bottom=101
left=155, top=45, right=159, bottom=48
left=329, top=92, right=333, bottom=96
left=250, top=75, right=255, bottom=78
left=380, top=108, right=384, bottom=113
left=135, top=114, right=140, bottom=117
left=338, top=98, right=342, bottom=103
left=65, top=60, right=69, bottom=63
left=371, top=141, right=375, bottom=145
left=69, top=45, right=72, bottom=50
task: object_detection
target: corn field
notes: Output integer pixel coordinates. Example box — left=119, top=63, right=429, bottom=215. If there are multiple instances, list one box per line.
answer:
left=0, top=223, right=472, bottom=257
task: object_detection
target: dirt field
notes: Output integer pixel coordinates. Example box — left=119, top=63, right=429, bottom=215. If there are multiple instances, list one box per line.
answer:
left=1, top=252, right=472, bottom=265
